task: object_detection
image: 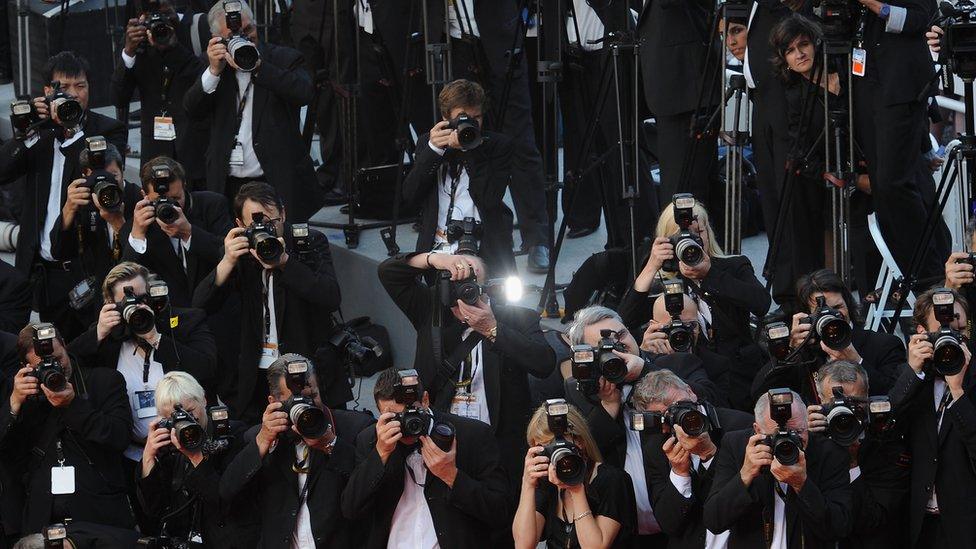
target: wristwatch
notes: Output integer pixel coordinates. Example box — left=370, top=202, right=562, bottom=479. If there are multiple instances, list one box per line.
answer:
left=879, top=3, right=891, bottom=19
left=488, top=324, right=498, bottom=343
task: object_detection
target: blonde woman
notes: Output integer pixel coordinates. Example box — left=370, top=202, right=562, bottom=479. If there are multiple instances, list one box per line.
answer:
left=513, top=402, right=635, bottom=549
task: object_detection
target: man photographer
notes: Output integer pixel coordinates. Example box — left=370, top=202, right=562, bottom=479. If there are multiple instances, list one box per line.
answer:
left=193, top=182, right=346, bottom=422
left=891, top=287, right=976, bottom=548
left=124, top=156, right=233, bottom=307
left=0, top=52, right=125, bottom=341
left=0, top=323, right=134, bottom=534
left=220, top=354, right=372, bottom=547
left=403, top=79, right=517, bottom=276
left=184, top=0, right=323, bottom=222
left=138, top=371, right=254, bottom=547
left=703, top=389, right=853, bottom=547
left=639, top=369, right=753, bottom=549
left=112, top=0, right=207, bottom=181
left=377, top=251, right=554, bottom=491
left=341, top=367, right=509, bottom=548
left=753, top=268, right=906, bottom=403
left=805, top=360, right=909, bottom=549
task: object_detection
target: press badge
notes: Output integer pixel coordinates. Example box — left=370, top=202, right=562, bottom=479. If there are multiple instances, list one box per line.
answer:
left=229, top=140, right=245, bottom=167
left=450, top=393, right=481, bottom=421
left=153, top=116, right=176, bottom=141
left=135, top=390, right=157, bottom=419
left=259, top=342, right=279, bottom=369
left=51, top=465, right=76, bottom=495
left=852, top=47, right=866, bottom=77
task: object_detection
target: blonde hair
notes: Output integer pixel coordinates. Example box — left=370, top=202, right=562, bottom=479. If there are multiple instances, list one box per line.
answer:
left=525, top=402, right=603, bottom=464
left=102, top=261, right=150, bottom=302
left=155, top=371, right=206, bottom=414
left=655, top=199, right=727, bottom=262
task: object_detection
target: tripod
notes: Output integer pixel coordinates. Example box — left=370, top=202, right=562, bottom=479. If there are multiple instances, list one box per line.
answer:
left=721, top=73, right=749, bottom=254
left=422, top=0, right=453, bottom=125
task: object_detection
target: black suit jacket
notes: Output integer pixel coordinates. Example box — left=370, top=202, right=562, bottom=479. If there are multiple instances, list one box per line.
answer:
left=193, top=228, right=345, bottom=420
left=703, top=430, right=853, bottom=548
left=67, top=305, right=218, bottom=394
left=888, top=364, right=976, bottom=548
left=0, top=260, right=30, bottom=333
left=340, top=412, right=510, bottom=549
left=0, top=113, right=126, bottom=275
left=745, top=0, right=799, bottom=93
left=183, top=43, right=323, bottom=222
left=121, top=191, right=232, bottom=308
left=860, top=0, right=935, bottom=105
left=403, top=132, right=517, bottom=276
left=645, top=407, right=754, bottom=549
left=845, top=433, right=911, bottom=549
left=0, top=365, right=134, bottom=533
left=637, top=0, right=718, bottom=115
left=110, top=34, right=208, bottom=179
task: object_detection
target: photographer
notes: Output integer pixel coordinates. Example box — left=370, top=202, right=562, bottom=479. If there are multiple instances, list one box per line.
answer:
left=138, top=371, right=254, bottom=547
left=890, top=287, right=976, bottom=548
left=403, top=79, right=518, bottom=276
left=111, top=0, right=207, bottom=181
left=124, top=156, right=233, bottom=307
left=805, top=360, right=909, bottom=549
left=619, top=196, right=769, bottom=408
left=341, top=367, right=508, bottom=548
left=943, top=218, right=976, bottom=342
left=0, top=323, right=134, bottom=534
left=193, top=182, right=346, bottom=421
left=0, top=52, right=126, bottom=341
left=639, top=370, right=753, bottom=549
left=184, top=0, right=323, bottom=222
left=512, top=399, right=636, bottom=549
left=221, top=354, right=372, bottom=547
left=377, top=251, right=554, bottom=491
left=703, top=389, right=853, bottom=547
left=752, top=269, right=906, bottom=403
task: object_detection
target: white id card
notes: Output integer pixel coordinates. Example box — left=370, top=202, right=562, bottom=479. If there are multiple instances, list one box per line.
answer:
left=153, top=116, right=176, bottom=141
left=450, top=392, right=481, bottom=421
left=51, top=466, right=76, bottom=495
left=852, top=47, right=866, bottom=77
left=135, top=389, right=158, bottom=419
left=229, top=141, right=245, bottom=167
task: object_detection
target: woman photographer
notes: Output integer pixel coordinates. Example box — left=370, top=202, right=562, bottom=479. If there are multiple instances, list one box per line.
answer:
left=618, top=198, right=770, bottom=410
left=512, top=402, right=636, bottom=549
left=138, top=371, right=253, bottom=547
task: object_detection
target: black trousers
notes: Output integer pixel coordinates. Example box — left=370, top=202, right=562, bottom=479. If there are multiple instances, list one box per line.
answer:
left=917, top=514, right=948, bottom=548
left=655, top=110, right=719, bottom=229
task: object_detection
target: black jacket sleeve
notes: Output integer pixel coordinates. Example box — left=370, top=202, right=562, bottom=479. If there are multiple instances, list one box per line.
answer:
left=0, top=137, right=30, bottom=186
left=377, top=254, right=433, bottom=330
left=443, top=420, right=510, bottom=528
left=784, top=438, right=853, bottom=540
left=699, top=257, right=771, bottom=318
left=402, top=135, right=443, bottom=211
left=277, top=230, right=340, bottom=311
left=183, top=68, right=216, bottom=121
left=253, top=46, right=313, bottom=107
left=617, top=287, right=654, bottom=334
left=340, top=426, right=399, bottom=520
left=156, top=309, right=217, bottom=387
left=492, top=307, right=555, bottom=379
left=62, top=368, right=132, bottom=453
left=703, top=430, right=755, bottom=533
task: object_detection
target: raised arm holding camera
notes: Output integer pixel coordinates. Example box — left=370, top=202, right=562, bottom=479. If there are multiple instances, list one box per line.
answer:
left=341, top=367, right=508, bottom=549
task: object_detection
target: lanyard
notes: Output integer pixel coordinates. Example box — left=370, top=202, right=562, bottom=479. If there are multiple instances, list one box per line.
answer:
left=235, top=75, right=254, bottom=136
left=443, top=162, right=464, bottom=228
left=937, top=385, right=954, bottom=429
left=160, top=66, right=173, bottom=114
left=263, top=271, right=273, bottom=342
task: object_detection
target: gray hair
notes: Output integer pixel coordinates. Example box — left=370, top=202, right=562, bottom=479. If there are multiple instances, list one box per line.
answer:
left=754, top=389, right=807, bottom=427
left=12, top=535, right=45, bottom=549
left=816, top=360, right=869, bottom=400
left=267, top=353, right=316, bottom=398
left=633, top=369, right=693, bottom=410
left=567, top=305, right=622, bottom=345
left=155, top=371, right=206, bottom=412
left=208, top=0, right=255, bottom=36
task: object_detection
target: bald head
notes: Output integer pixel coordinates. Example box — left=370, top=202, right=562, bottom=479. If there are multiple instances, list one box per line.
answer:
left=652, top=293, right=698, bottom=325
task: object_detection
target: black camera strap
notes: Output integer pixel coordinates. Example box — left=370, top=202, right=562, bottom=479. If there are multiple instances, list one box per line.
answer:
left=438, top=331, right=483, bottom=384
left=234, top=76, right=254, bottom=141
left=159, top=66, right=174, bottom=115
left=443, top=163, right=464, bottom=230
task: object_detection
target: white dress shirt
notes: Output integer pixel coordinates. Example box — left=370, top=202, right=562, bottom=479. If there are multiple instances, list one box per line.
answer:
left=743, top=1, right=760, bottom=89
left=355, top=0, right=374, bottom=34
left=771, top=481, right=788, bottom=549
left=200, top=68, right=264, bottom=178
left=429, top=141, right=480, bottom=249
left=117, top=340, right=165, bottom=461
left=38, top=131, right=85, bottom=261
left=622, top=387, right=660, bottom=535
left=387, top=450, right=439, bottom=549
left=260, top=270, right=280, bottom=369
left=292, top=442, right=314, bottom=548
left=566, top=0, right=605, bottom=51
left=128, top=233, right=192, bottom=271
left=448, top=0, right=479, bottom=39
left=669, top=454, right=730, bottom=548
left=449, top=328, right=490, bottom=425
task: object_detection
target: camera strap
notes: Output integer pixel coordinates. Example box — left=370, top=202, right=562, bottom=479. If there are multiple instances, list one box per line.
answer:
left=443, top=165, right=463, bottom=230
left=234, top=76, right=254, bottom=139
left=438, top=332, right=483, bottom=387
left=937, top=387, right=954, bottom=431
left=159, top=66, right=173, bottom=115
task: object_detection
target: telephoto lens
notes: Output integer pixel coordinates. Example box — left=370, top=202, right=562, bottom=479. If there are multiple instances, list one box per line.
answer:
left=769, top=434, right=802, bottom=466
left=227, top=36, right=260, bottom=71
left=825, top=405, right=862, bottom=446
left=154, top=199, right=180, bottom=224
left=596, top=329, right=628, bottom=384
left=430, top=421, right=456, bottom=451
left=123, top=302, right=155, bottom=335
left=669, top=403, right=709, bottom=437
left=245, top=222, right=284, bottom=263
left=284, top=398, right=329, bottom=438
left=159, top=406, right=206, bottom=451
left=543, top=440, right=587, bottom=486
left=34, top=360, right=67, bottom=392
left=930, top=331, right=965, bottom=376
left=91, top=175, right=123, bottom=212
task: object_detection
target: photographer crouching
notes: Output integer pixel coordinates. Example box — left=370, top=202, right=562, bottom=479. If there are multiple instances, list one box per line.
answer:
left=138, top=371, right=253, bottom=548
left=341, top=367, right=508, bottom=548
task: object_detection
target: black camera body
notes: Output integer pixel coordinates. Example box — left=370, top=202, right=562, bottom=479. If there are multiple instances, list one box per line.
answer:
left=445, top=216, right=482, bottom=256
left=941, top=1, right=976, bottom=80
left=765, top=320, right=792, bottom=361
left=83, top=136, right=123, bottom=213
left=438, top=269, right=482, bottom=307
left=68, top=276, right=97, bottom=311
left=392, top=368, right=431, bottom=436
left=629, top=400, right=718, bottom=437
left=542, top=399, right=587, bottom=485
left=147, top=278, right=170, bottom=315
left=29, top=323, right=67, bottom=395
left=801, top=296, right=852, bottom=351
left=663, top=194, right=705, bottom=272
left=10, top=97, right=40, bottom=140
left=926, top=289, right=965, bottom=377
left=281, top=359, right=329, bottom=438
left=395, top=406, right=433, bottom=437
left=570, top=329, right=630, bottom=393
left=115, top=286, right=156, bottom=335
left=764, top=388, right=803, bottom=466
left=448, top=113, right=483, bottom=151
left=159, top=404, right=206, bottom=451
left=43, top=523, right=67, bottom=548
left=245, top=220, right=284, bottom=263
left=291, top=223, right=312, bottom=260
left=150, top=166, right=181, bottom=224
left=661, top=280, right=695, bottom=352
left=820, top=386, right=869, bottom=446
left=221, top=1, right=260, bottom=72
left=329, top=327, right=383, bottom=368
left=146, top=10, right=175, bottom=44
left=46, top=81, right=84, bottom=130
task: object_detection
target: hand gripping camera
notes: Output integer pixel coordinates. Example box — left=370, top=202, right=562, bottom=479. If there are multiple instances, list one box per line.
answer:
left=29, top=323, right=67, bottom=395
left=662, top=194, right=705, bottom=272
left=447, top=113, right=483, bottom=151
left=150, top=166, right=181, bottom=224
left=660, top=280, right=695, bottom=353
left=820, top=386, right=893, bottom=446
left=245, top=217, right=284, bottom=263
left=222, top=1, right=260, bottom=72
left=926, top=288, right=966, bottom=377
left=570, top=329, right=630, bottom=393
left=281, top=359, right=330, bottom=438
left=763, top=388, right=804, bottom=466
left=437, top=264, right=483, bottom=307
left=541, top=399, right=587, bottom=486
left=159, top=404, right=206, bottom=451
left=392, top=369, right=433, bottom=437
left=800, top=295, right=852, bottom=351
left=629, top=400, right=719, bottom=437
left=84, top=136, right=124, bottom=213
left=115, top=286, right=157, bottom=335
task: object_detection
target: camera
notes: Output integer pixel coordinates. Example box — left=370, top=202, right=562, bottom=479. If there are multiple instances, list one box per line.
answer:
left=244, top=219, right=284, bottom=263
left=43, top=523, right=67, bottom=548
left=939, top=1, right=976, bottom=80
left=68, top=276, right=97, bottom=311
left=221, top=1, right=260, bottom=72
left=569, top=328, right=630, bottom=393
left=150, top=166, right=181, bottom=224
left=765, top=321, right=792, bottom=361
left=429, top=420, right=455, bottom=451
left=662, top=194, right=705, bottom=272
left=29, top=323, right=67, bottom=393
left=10, top=97, right=39, bottom=140
left=146, top=11, right=175, bottom=45
left=800, top=295, right=852, bottom=351
left=392, top=369, right=432, bottom=437
left=926, top=288, right=966, bottom=377
left=200, top=405, right=233, bottom=455
left=83, top=136, right=124, bottom=213
left=448, top=113, right=483, bottom=151
left=660, top=280, right=695, bottom=352
left=147, top=278, right=170, bottom=315
left=291, top=223, right=312, bottom=260
left=115, top=286, right=156, bottom=335
left=445, top=216, right=482, bottom=256
left=437, top=268, right=482, bottom=307
left=540, top=399, right=587, bottom=486
left=159, top=404, right=206, bottom=451
left=629, top=400, right=719, bottom=437
left=281, top=359, right=329, bottom=438
left=45, top=81, right=84, bottom=130
left=820, top=387, right=894, bottom=445
left=763, top=388, right=803, bottom=466
left=816, top=0, right=862, bottom=46
left=329, top=326, right=383, bottom=368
